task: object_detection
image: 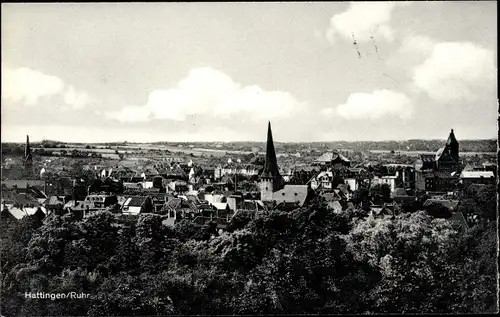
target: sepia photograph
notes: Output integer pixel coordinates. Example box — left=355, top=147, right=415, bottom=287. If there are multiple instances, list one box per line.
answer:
left=1, top=1, right=498, bottom=315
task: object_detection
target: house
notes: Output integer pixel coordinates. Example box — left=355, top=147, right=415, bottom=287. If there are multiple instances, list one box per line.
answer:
left=272, top=185, right=311, bottom=207
left=2, top=179, right=48, bottom=194
left=212, top=202, right=231, bottom=212
left=371, top=175, right=398, bottom=193
left=83, top=194, right=118, bottom=210
left=122, top=196, right=153, bottom=216
left=311, top=170, right=335, bottom=190
left=345, top=178, right=358, bottom=191
left=310, top=166, right=355, bottom=192
left=459, top=171, right=495, bottom=187
left=204, top=193, right=226, bottom=204
left=315, top=150, right=351, bottom=168
left=161, top=197, right=200, bottom=226
left=320, top=190, right=343, bottom=202
left=167, top=180, right=189, bottom=193
left=369, top=203, right=395, bottom=217
left=239, top=200, right=265, bottom=211
left=45, top=195, right=67, bottom=213
left=1, top=189, right=47, bottom=221
left=423, top=199, right=460, bottom=212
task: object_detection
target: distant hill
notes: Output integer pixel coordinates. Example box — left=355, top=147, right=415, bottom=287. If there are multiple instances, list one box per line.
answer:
left=2, top=139, right=496, bottom=155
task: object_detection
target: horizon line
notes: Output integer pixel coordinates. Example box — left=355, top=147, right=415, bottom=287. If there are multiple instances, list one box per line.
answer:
left=2, top=138, right=498, bottom=144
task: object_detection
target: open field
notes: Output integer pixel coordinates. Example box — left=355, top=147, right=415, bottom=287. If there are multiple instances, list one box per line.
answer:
left=34, top=146, right=496, bottom=158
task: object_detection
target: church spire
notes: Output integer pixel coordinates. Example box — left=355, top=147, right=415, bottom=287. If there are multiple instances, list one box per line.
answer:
left=446, top=129, right=459, bottom=163
left=261, top=121, right=281, bottom=179
left=446, top=129, right=458, bottom=146
left=24, top=135, right=33, bottom=177
left=25, top=135, right=32, bottom=158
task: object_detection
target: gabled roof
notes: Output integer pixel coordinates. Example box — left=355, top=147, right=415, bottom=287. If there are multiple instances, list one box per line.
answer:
left=321, top=191, right=342, bottom=201
left=393, top=195, right=416, bottom=204
left=6, top=207, right=29, bottom=220
left=165, top=198, right=182, bottom=211
left=459, top=171, right=494, bottom=179
left=13, top=193, right=40, bottom=207
left=316, top=151, right=350, bottom=163
left=47, top=196, right=65, bottom=206
left=423, top=199, right=460, bottom=211
left=273, top=185, right=309, bottom=207
left=435, top=147, right=445, bottom=161
left=2, top=179, right=46, bottom=189
left=64, top=200, right=85, bottom=209
left=123, top=182, right=143, bottom=189
left=240, top=200, right=260, bottom=210
left=124, top=196, right=147, bottom=207
left=212, top=202, right=230, bottom=210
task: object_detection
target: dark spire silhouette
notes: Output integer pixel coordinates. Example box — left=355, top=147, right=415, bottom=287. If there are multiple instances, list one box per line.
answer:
left=260, top=122, right=284, bottom=188
left=446, top=129, right=458, bottom=146
left=24, top=135, right=33, bottom=177
left=446, top=129, right=459, bottom=163
left=25, top=135, right=32, bottom=159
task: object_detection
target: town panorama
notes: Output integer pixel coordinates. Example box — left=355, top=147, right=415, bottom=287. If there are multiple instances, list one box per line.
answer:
left=1, top=2, right=498, bottom=316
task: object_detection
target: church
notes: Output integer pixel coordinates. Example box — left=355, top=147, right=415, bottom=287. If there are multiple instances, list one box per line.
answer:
left=259, top=122, right=311, bottom=207
left=415, top=129, right=461, bottom=192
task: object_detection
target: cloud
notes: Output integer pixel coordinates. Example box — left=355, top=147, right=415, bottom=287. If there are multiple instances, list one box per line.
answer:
left=412, top=42, right=496, bottom=103
left=110, top=105, right=152, bottom=123
left=2, top=65, right=65, bottom=105
left=63, top=85, right=91, bottom=110
left=399, top=35, right=436, bottom=56
left=106, top=67, right=305, bottom=123
left=323, top=89, right=413, bottom=120
left=320, top=107, right=335, bottom=117
left=1, top=64, right=92, bottom=109
left=326, top=2, right=411, bottom=44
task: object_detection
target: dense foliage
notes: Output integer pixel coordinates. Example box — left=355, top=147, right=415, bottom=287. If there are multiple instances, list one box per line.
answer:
left=1, top=196, right=497, bottom=315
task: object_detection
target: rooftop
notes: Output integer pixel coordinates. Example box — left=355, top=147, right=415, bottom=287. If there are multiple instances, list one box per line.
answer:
left=460, top=171, right=494, bottom=178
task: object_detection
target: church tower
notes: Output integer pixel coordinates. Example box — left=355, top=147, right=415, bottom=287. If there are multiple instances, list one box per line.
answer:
left=24, top=135, right=34, bottom=178
left=260, top=122, right=284, bottom=201
left=446, top=129, right=459, bottom=163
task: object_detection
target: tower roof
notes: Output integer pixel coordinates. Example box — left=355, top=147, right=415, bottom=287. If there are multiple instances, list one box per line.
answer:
left=24, top=135, right=32, bottom=161
left=446, top=129, right=458, bottom=146
left=260, top=122, right=282, bottom=180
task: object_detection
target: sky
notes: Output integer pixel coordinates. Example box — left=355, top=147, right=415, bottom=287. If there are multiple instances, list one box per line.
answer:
left=1, top=2, right=497, bottom=143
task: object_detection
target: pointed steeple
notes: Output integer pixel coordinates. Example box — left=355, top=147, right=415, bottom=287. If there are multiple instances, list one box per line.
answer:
left=261, top=122, right=280, bottom=178
left=25, top=135, right=32, bottom=158
left=445, top=129, right=459, bottom=163
left=24, top=135, right=33, bottom=178
left=446, top=129, right=458, bottom=146
left=260, top=122, right=284, bottom=192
